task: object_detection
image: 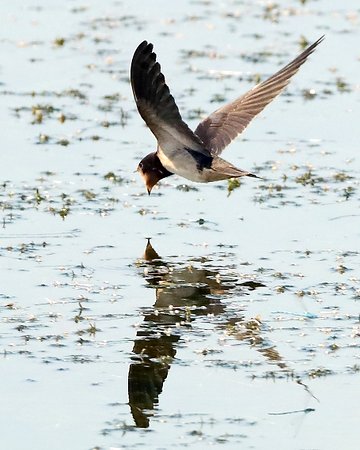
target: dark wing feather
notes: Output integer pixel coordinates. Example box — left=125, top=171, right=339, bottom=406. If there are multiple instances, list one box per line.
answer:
left=131, top=41, right=208, bottom=155
left=194, top=36, right=324, bottom=156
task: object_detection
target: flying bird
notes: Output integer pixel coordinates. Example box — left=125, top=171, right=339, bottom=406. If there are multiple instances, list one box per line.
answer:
left=131, top=37, right=324, bottom=194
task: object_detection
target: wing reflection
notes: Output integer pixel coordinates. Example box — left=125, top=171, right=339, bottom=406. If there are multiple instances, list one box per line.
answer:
left=128, top=239, right=282, bottom=428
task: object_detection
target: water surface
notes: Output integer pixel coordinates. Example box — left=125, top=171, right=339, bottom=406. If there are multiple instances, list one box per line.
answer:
left=0, top=1, right=359, bottom=449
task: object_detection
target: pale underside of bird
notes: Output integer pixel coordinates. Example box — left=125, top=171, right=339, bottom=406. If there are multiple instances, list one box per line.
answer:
left=131, top=36, right=324, bottom=194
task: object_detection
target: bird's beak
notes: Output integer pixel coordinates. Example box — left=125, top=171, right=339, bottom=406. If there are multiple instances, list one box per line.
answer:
left=143, top=173, right=155, bottom=195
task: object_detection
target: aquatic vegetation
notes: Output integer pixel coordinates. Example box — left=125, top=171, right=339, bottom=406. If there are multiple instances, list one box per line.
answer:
left=336, top=77, right=351, bottom=93
left=103, top=172, right=124, bottom=184
left=295, top=170, right=323, bottom=186
left=53, top=37, right=66, bottom=47
left=227, top=178, right=241, bottom=196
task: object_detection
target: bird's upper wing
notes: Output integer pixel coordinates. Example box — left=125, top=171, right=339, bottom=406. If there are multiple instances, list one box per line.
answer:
left=131, top=41, right=209, bottom=156
left=194, top=36, right=324, bottom=156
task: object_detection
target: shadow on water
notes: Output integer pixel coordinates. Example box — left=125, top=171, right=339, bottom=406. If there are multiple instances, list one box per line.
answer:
left=127, top=239, right=284, bottom=428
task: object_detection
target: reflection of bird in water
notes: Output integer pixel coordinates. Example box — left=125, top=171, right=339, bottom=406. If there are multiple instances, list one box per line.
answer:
left=128, top=239, right=288, bottom=428
left=142, top=239, right=235, bottom=313
left=129, top=240, right=235, bottom=427
left=143, top=238, right=161, bottom=261
left=131, top=37, right=324, bottom=194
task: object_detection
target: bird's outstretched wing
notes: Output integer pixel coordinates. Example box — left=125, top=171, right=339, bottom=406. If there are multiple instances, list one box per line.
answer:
left=194, top=36, right=324, bottom=156
left=131, top=41, right=209, bottom=156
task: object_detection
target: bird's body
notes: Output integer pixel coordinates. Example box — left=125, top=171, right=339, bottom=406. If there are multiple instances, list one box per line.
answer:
left=157, top=146, right=252, bottom=183
left=157, top=146, right=203, bottom=182
left=131, top=37, right=324, bottom=194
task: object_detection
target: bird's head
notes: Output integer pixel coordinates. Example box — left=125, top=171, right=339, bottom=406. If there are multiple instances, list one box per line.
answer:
left=137, top=152, right=173, bottom=194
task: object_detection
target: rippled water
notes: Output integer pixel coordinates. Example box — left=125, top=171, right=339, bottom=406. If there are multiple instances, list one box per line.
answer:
left=1, top=1, right=359, bottom=449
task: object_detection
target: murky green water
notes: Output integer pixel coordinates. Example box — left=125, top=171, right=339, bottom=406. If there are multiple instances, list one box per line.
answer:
left=1, top=0, right=359, bottom=449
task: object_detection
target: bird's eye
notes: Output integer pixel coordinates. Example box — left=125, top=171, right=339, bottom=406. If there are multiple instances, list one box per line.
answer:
left=139, top=162, right=143, bottom=169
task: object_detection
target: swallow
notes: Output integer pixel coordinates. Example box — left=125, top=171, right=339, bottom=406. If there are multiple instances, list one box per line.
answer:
left=131, top=36, right=324, bottom=194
